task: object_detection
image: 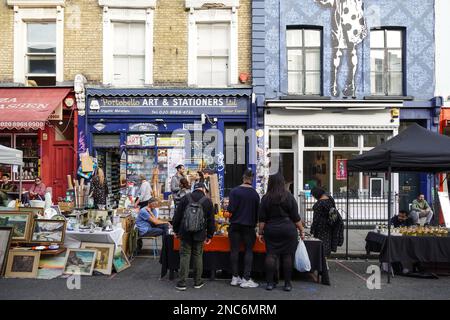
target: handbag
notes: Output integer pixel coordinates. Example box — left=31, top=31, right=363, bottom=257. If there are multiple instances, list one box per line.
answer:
left=294, top=240, right=311, bottom=272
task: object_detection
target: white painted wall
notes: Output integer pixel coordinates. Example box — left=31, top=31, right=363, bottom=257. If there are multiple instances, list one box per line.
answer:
left=435, top=0, right=450, bottom=103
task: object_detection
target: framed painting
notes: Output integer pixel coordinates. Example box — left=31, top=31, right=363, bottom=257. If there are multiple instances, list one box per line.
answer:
left=112, top=248, right=130, bottom=273
left=63, top=249, right=97, bottom=276
left=0, top=211, right=34, bottom=242
left=88, top=210, right=109, bottom=224
left=31, top=219, right=66, bottom=245
left=80, top=242, right=115, bottom=275
left=18, top=207, right=44, bottom=218
left=5, top=250, right=40, bottom=279
left=0, top=227, right=13, bottom=276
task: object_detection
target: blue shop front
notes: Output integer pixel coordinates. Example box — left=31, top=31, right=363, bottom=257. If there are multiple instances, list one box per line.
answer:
left=78, top=88, right=254, bottom=206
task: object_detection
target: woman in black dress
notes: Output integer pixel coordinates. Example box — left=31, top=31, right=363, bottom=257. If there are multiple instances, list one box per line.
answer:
left=89, top=168, right=108, bottom=209
left=258, top=173, right=305, bottom=291
left=310, top=187, right=336, bottom=257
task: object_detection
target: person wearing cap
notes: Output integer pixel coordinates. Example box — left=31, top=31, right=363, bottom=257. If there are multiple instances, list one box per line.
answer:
left=170, top=164, right=186, bottom=198
left=172, top=182, right=215, bottom=291
left=135, top=175, right=153, bottom=209
left=227, top=169, right=260, bottom=288
left=136, top=198, right=170, bottom=240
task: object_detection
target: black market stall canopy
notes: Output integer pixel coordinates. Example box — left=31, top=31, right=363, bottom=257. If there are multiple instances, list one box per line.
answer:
left=348, top=123, right=450, bottom=173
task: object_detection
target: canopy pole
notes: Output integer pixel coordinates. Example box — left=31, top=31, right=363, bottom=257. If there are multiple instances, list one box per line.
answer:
left=432, top=173, right=437, bottom=226
left=387, top=166, right=392, bottom=284
left=345, top=172, right=349, bottom=260
left=19, top=165, right=23, bottom=206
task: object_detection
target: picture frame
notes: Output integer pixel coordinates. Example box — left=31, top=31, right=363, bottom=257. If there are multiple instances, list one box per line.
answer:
left=5, top=250, right=40, bottom=279
left=112, top=248, right=130, bottom=273
left=31, top=219, right=67, bottom=245
left=18, top=207, right=44, bottom=218
left=0, top=211, right=34, bottom=242
left=63, top=249, right=97, bottom=276
left=0, top=227, right=13, bottom=277
left=80, top=242, right=115, bottom=275
left=88, top=210, right=109, bottom=224
left=369, top=178, right=384, bottom=199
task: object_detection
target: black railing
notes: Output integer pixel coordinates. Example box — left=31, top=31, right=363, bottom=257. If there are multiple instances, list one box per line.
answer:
left=299, top=191, right=401, bottom=228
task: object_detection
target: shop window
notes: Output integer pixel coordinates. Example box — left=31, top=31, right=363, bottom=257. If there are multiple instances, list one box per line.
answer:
left=370, top=29, right=404, bottom=96
left=287, top=28, right=322, bottom=95
left=197, top=23, right=230, bottom=87
left=15, top=134, right=39, bottom=181
left=269, top=131, right=296, bottom=149
left=112, top=22, right=145, bottom=86
left=334, top=133, right=359, bottom=147
left=303, top=151, right=330, bottom=192
left=26, top=23, right=56, bottom=86
left=363, top=132, right=391, bottom=148
left=333, top=151, right=359, bottom=196
left=304, top=132, right=329, bottom=147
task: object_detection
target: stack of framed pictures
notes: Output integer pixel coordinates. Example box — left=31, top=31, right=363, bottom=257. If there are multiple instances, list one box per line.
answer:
left=0, top=227, right=13, bottom=276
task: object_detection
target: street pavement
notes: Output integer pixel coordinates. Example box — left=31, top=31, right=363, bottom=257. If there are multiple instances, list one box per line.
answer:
left=0, top=256, right=449, bottom=300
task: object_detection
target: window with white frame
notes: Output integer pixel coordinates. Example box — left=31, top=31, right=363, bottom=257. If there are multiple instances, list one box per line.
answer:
left=26, top=22, right=56, bottom=86
left=112, top=22, right=145, bottom=86
left=300, top=131, right=392, bottom=198
left=370, top=29, right=404, bottom=96
left=197, top=23, right=230, bottom=87
left=287, top=28, right=322, bottom=95
left=8, top=2, right=64, bottom=85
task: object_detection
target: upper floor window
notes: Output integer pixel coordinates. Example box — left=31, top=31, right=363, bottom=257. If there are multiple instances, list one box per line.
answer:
left=370, top=29, right=404, bottom=96
left=287, top=28, right=322, bottom=95
left=112, top=22, right=145, bottom=86
left=27, top=23, right=56, bottom=86
left=197, top=23, right=230, bottom=87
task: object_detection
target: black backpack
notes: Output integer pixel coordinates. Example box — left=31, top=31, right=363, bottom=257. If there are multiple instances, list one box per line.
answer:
left=183, top=194, right=208, bottom=232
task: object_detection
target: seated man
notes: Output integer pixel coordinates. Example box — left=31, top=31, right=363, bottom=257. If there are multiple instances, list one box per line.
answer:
left=391, top=210, right=414, bottom=228
left=0, top=173, right=16, bottom=206
left=135, top=198, right=170, bottom=238
left=410, top=194, right=433, bottom=225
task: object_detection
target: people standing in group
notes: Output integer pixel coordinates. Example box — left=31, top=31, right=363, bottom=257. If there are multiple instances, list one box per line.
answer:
left=170, top=164, right=186, bottom=196
left=310, top=187, right=343, bottom=282
left=227, top=169, right=260, bottom=288
left=135, top=175, right=153, bottom=209
left=172, top=182, right=215, bottom=291
left=173, top=178, right=191, bottom=208
left=89, top=168, right=108, bottom=209
left=0, top=173, right=16, bottom=206
left=258, top=172, right=305, bottom=292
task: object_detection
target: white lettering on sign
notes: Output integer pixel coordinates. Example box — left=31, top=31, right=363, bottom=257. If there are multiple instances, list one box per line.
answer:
left=0, top=102, right=49, bottom=110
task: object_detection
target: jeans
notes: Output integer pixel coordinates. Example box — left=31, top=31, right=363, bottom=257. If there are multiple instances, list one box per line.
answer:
left=410, top=210, right=433, bottom=225
left=179, top=240, right=204, bottom=284
left=229, top=224, right=256, bottom=280
left=141, top=223, right=169, bottom=237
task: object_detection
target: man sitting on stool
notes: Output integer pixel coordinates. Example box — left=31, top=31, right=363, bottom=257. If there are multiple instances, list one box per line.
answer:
left=136, top=198, right=170, bottom=237
left=410, top=194, right=433, bottom=225
left=391, top=210, right=414, bottom=228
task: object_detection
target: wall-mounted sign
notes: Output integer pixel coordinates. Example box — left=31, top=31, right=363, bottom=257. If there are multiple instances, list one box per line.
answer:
left=141, top=134, right=155, bottom=147
left=336, top=159, right=348, bottom=180
left=48, top=103, right=63, bottom=121
left=88, top=96, right=247, bottom=116
left=129, top=123, right=159, bottom=132
left=157, top=137, right=185, bottom=147
left=93, top=123, right=106, bottom=131
left=126, top=134, right=141, bottom=146
left=183, top=123, right=203, bottom=131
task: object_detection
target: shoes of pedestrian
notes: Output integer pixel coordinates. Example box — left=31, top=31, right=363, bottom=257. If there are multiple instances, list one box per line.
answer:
left=230, top=276, right=243, bottom=286
left=266, top=283, right=275, bottom=291
left=283, top=283, right=292, bottom=292
left=240, top=278, right=259, bottom=288
left=194, top=280, right=206, bottom=289
left=176, top=281, right=187, bottom=291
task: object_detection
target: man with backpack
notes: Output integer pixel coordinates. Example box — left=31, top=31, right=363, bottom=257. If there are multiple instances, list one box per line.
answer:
left=172, top=182, right=215, bottom=291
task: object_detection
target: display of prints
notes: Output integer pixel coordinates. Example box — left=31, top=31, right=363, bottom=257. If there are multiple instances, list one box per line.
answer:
left=157, top=137, right=185, bottom=147
left=336, top=159, right=348, bottom=180
left=141, top=134, right=155, bottom=147
left=126, top=134, right=141, bottom=146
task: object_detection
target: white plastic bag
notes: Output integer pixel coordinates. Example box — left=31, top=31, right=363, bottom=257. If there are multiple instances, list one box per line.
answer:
left=294, top=240, right=311, bottom=272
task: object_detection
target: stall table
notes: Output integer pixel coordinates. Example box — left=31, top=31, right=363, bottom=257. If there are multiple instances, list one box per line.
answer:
left=365, top=231, right=450, bottom=264
left=160, top=235, right=330, bottom=285
left=65, top=227, right=124, bottom=248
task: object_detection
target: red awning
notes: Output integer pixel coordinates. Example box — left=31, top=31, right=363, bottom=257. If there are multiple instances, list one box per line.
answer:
left=0, top=88, right=71, bottom=130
